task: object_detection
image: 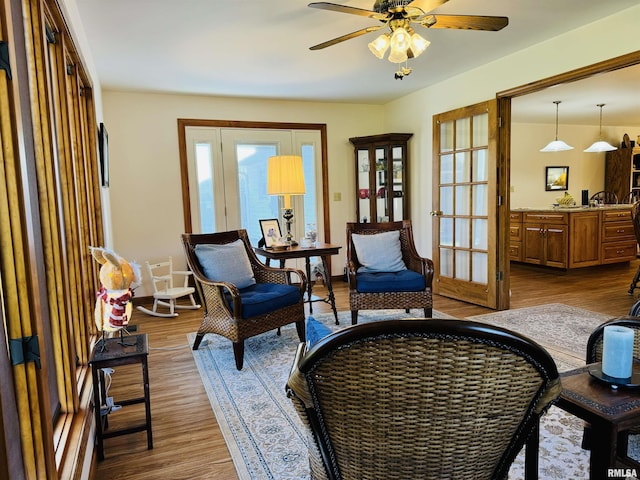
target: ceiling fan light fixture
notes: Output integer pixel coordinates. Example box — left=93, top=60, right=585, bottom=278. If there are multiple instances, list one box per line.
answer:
left=540, top=100, right=574, bottom=152
left=368, top=34, right=390, bottom=59
left=409, top=33, right=430, bottom=58
left=388, top=47, right=408, bottom=64
left=390, top=27, right=410, bottom=52
left=584, top=104, right=617, bottom=153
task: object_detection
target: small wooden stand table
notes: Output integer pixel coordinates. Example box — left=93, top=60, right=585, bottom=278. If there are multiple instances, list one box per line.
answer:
left=89, top=333, right=152, bottom=460
left=254, top=243, right=342, bottom=324
left=555, top=364, right=640, bottom=478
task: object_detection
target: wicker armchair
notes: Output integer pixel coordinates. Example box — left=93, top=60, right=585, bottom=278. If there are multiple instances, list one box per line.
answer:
left=181, top=230, right=306, bottom=370
left=286, top=318, right=561, bottom=480
left=346, top=220, right=434, bottom=325
left=582, top=317, right=640, bottom=459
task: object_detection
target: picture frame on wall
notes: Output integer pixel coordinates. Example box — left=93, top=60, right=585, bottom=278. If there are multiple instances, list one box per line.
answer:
left=545, top=166, right=569, bottom=191
left=259, top=218, right=282, bottom=248
left=98, top=122, right=109, bottom=187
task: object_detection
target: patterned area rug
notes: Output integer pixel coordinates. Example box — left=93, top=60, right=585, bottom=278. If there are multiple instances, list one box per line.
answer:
left=189, top=305, right=621, bottom=480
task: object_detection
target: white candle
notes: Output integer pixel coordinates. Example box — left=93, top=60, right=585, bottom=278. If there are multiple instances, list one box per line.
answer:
left=602, top=325, right=634, bottom=379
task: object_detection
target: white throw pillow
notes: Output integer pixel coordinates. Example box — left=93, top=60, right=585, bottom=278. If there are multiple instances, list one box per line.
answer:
left=194, top=240, right=256, bottom=289
left=351, top=230, right=406, bottom=273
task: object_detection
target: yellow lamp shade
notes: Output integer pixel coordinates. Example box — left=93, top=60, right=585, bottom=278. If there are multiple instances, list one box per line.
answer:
left=267, top=155, right=305, bottom=207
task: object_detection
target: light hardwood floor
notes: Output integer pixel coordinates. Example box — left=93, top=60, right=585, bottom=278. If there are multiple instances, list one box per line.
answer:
left=92, top=260, right=640, bottom=479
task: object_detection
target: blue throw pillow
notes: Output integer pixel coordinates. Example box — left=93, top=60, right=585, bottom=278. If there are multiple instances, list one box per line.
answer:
left=194, top=240, right=256, bottom=289
left=306, top=316, right=333, bottom=348
left=351, top=230, right=406, bottom=273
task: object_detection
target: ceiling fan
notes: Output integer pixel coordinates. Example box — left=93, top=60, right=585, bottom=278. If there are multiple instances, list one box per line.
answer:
left=308, top=0, right=508, bottom=79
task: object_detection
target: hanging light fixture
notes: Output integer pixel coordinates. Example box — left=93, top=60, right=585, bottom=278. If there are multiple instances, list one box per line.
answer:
left=540, top=101, right=574, bottom=152
left=367, top=19, right=430, bottom=79
left=584, top=104, right=617, bottom=153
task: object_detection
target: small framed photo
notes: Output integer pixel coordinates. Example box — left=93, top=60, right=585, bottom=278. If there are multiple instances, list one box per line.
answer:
left=545, top=166, right=569, bottom=191
left=259, top=219, right=282, bottom=248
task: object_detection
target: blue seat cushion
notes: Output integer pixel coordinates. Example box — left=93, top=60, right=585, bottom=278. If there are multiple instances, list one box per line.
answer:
left=356, top=270, right=426, bottom=293
left=225, top=283, right=301, bottom=318
left=306, top=316, right=333, bottom=348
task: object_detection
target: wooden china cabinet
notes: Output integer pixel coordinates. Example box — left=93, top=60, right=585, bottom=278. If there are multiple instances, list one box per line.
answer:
left=604, top=141, right=640, bottom=202
left=349, top=133, right=412, bottom=223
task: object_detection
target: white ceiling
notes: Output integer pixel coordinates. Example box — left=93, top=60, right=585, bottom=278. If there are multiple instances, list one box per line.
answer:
left=74, top=0, right=640, bottom=125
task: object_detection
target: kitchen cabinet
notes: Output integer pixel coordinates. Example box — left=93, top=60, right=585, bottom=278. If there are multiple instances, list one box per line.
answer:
left=509, top=212, right=523, bottom=261
left=601, top=208, right=637, bottom=264
left=522, top=212, right=568, bottom=268
left=349, top=133, right=412, bottom=223
left=511, top=206, right=634, bottom=269
left=568, top=211, right=600, bottom=268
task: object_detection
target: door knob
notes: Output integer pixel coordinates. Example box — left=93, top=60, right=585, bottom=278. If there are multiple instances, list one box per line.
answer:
left=430, top=210, right=443, bottom=216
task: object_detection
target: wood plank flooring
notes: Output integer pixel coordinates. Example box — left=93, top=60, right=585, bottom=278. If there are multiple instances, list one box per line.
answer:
left=92, top=260, right=640, bottom=479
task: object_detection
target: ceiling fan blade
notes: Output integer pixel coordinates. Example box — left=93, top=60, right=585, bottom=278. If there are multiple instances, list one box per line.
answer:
left=310, top=25, right=385, bottom=50
left=405, top=0, right=449, bottom=15
left=308, top=2, right=388, bottom=21
left=423, top=14, right=508, bottom=31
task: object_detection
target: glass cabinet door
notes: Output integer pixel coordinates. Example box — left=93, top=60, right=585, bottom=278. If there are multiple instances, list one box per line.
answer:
left=357, top=149, right=371, bottom=223
left=375, top=147, right=388, bottom=222
left=350, top=133, right=412, bottom=223
left=392, top=146, right=404, bottom=221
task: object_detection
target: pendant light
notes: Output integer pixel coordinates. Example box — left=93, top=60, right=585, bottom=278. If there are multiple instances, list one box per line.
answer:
left=584, top=104, right=617, bottom=153
left=540, top=101, right=574, bottom=152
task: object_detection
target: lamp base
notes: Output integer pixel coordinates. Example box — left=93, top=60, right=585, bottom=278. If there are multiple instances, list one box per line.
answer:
left=282, top=207, right=296, bottom=246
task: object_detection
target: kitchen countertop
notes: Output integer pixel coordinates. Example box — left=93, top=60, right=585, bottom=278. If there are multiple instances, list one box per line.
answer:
left=512, top=204, right=632, bottom=212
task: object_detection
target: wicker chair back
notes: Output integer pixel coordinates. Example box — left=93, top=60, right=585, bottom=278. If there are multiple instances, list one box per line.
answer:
left=287, top=318, right=561, bottom=480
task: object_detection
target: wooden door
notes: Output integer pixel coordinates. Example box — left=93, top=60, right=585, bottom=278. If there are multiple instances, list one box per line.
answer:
left=432, top=100, right=501, bottom=309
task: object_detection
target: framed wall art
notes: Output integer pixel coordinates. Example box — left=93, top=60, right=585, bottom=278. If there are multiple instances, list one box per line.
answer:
left=545, top=166, right=568, bottom=191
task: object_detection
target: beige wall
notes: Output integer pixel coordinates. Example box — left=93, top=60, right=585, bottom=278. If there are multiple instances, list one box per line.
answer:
left=103, top=92, right=384, bottom=294
left=61, top=0, right=640, bottom=295
left=510, top=123, right=637, bottom=209
left=383, top=4, right=640, bottom=256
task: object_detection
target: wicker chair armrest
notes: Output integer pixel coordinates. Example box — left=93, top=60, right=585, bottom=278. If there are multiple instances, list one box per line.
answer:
left=286, top=342, right=313, bottom=408
left=405, top=256, right=435, bottom=284
left=346, top=261, right=358, bottom=289
left=254, top=266, right=307, bottom=295
left=535, top=377, right=562, bottom=414
left=195, top=278, right=241, bottom=313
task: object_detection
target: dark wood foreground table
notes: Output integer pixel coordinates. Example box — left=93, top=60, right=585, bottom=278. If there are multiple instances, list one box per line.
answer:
left=555, top=364, right=640, bottom=479
left=254, top=243, right=342, bottom=324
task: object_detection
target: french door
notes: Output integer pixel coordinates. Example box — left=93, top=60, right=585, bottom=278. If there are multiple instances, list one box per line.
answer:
left=432, top=100, right=505, bottom=309
left=184, top=126, right=321, bottom=248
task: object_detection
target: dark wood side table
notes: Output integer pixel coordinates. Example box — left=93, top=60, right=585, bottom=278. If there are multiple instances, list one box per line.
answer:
left=254, top=243, right=342, bottom=324
left=89, top=333, right=152, bottom=460
left=555, top=364, right=640, bottom=478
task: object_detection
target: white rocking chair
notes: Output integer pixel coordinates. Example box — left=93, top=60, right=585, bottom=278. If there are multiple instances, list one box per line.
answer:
left=136, top=256, right=201, bottom=317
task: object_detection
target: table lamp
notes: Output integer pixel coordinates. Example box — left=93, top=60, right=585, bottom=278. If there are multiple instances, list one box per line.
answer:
left=267, top=155, right=305, bottom=245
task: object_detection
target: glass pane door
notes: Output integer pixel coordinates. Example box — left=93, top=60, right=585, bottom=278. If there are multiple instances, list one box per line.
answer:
left=433, top=100, right=498, bottom=308
left=186, top=127, right=320, bottom=252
